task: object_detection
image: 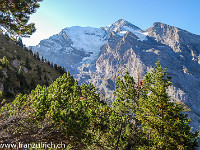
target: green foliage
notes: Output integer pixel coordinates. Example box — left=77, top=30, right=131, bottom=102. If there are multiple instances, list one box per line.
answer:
left=50, top=62, right=53, bottom=68
left=44, top=72, right=91, bottom=144
left=0, top=35, right=62, bottom=100
left=136, top=61, right=198, bottom=149
left=25, top=57, right=32, bottom=70
left=54, top=63, right=58, bottom=70
left=17, top=66, right=28, bottom=91
left=0, top=62, right=198, bottom=149
left=1, top=72, right=109, bottom=148
left=44, top=74, right=48, bottom=86
left=36, top=52, right=40, bottom=60
left=35, top=64, right=42, bottom=80
left=57, top=65, right=66, bottom=74
left=105, top=72, right=140, bottom=149
left=1, top=56, right=9, bottom=68
left=80, top=82, right=111, bottom=147
left=0, top=0, right=42, bottom=37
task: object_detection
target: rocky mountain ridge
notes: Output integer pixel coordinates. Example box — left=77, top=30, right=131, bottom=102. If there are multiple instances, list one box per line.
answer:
left=31, top=19, right=200, bottom=132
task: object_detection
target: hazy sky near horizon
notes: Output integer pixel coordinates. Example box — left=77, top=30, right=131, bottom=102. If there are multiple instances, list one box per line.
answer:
left=22, top=0, right=200, bottom=46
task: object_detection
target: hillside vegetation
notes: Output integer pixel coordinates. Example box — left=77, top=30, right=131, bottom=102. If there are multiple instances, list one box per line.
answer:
left=0, top=33, right=63, bottom=101
left=0, top=62, right=198, bottom=149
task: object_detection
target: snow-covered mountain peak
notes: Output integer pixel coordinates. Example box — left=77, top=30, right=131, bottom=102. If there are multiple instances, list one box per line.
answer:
left=63, top=26, right=105, bottom=35
left=104, top=19, right=147, bottom=41
left=60, top=26, right=108, bottom=63
left=31, top=20, right=148, bottom=70
left=104, top=19, right=142, bottom=32
left=31, top=25, right=109, bottom=71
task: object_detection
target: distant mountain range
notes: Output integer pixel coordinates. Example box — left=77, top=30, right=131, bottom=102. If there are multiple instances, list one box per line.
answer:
left=31, top=19, right=200, bottom=132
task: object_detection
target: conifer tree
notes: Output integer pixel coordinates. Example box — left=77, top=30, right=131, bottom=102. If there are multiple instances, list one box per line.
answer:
left=80, top=82, right=111, bottom=149
left=107, top=72, right=142, bottom=149
left=47, top=60, right=50, bottom=66
left=54, top=63, right=58, bottom=70
left=25, top=57, right=31, bottom=70
left=36, top=52, right=40, bottom=60
left=35, top=64, right=41, bottom=80
left=30, top=78, right=36, bottom=89
left=50, top=62, right=53, bottom=68
left=0, top=72, right=96, bottom=148
left=29, top=48, right=33, bottom=55
left=17, top=66, right=27, bottom=90
left=136, top=61, right=198, bottom=150
left=0, top=0, right=42, bottom=37
left=33, top=53, right=36, bottom=59
left=57, top=66, right=64, bottom=74
left=44, top=74, right=48, bottom=86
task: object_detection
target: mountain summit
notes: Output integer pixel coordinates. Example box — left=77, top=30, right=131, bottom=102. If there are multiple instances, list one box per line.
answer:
left=146, top=22, right=200, bottom=52
left=104, top=19, right=142, bottom=32
left=31, top=20, right=200, bottom=132
left=31, top=19, right=147, bottom=73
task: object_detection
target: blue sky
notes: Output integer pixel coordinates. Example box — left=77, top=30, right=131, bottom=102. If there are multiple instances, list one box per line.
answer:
left=23, top=0, right=200, bottom=46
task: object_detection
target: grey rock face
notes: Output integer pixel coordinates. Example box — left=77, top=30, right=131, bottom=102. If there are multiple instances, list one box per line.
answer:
left=31, top=26, right=109, bottom=74
left=32, top=19, right=200, bottom=132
